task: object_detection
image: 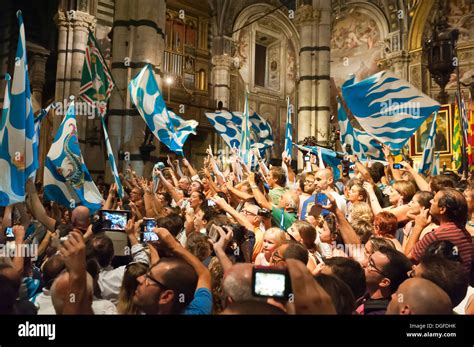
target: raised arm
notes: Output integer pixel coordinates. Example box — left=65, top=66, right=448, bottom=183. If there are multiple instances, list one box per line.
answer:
left=363, top=181, right=383, bottom=216
left=401, top=161, right=431, bottom=192
left=322, top=189, right=361, bottom=245
left=182, top=157, right=198, bottom=179
left=60, top=231, right=93, bottom=314
left=211, top=195, right=254, bottom=231
left=248, top=173, right=272, bottom=210
left=157, top=170, right=184, bottom=204
left=26, top=179, right=56, bottom=232
left=404, top=208, right=431, bottom=259
left=155, top=227, right=211, bottom=290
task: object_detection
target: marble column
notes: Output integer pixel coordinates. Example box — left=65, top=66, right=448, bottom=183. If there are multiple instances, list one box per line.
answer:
left=295, top=4, right=319, bottom=168
left=316, top=0, right=331, bottom=146
left=211, top=54, right=234, bottom=110
left=109, top=0, right=166, bottom=177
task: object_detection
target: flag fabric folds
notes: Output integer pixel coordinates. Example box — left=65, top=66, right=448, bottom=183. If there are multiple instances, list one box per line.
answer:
left=78, top=32, right=123, bottom=199
left=79, top=31, right=115, bottom=117
left=240, top=91, right=251, bottom=165
left=419, top=112, right=438, bottom=175
left=0, top=12, right=37, bottom=205
left=205, top=111, right=273, bottom=156
left=342, top=70, right=440, bottom=152
left=467, top=95, right=474, bottom=171
left=337, top=98, right=384, bottom=161
left=293, top=143, right=344, bottom=180
left=101, top=117, right=124, bottom=199
left=43, top=100, right=102, bottom=213
left=284, top=96, right=293, bottom=159
left=129, top=64, right=198, bottom=155
left=452, top=100, right=462, bottom=171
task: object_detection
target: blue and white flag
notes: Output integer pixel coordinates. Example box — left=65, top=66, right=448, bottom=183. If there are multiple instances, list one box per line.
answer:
left=43, top=99, right=102, bottom=213
left=240, top=91, right=251, bottom=165
left=34, top=102, right=56, bottom=149
left=0, top=12, right=37, bottom=205
left=342, top=70, right=440, bottom=152
left=432, top=153, right=440, bottom=176
left=294, top=144, right=344, bottom=180
left=205, top=111, right=273, bottom=157
left=284, top=96, right=293, bottom=159
left=337, top=97, right=384, bottom=161
left=129, top=64, right=198, bottom=156
left=419, top=112, right=437, bottom=175
left=100, top=117, right=124, bottom=199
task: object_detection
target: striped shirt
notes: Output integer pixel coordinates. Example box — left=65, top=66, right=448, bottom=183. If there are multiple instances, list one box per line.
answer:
left=413, top=222, right=473, bottom=274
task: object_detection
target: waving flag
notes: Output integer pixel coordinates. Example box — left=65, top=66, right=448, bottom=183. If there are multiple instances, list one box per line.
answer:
left=43, top=99, right=102, bottom=213
left=240, top=91, right=251, bottom=165
left=453, top=100, right=462, bottom=171
left=337, top=98, right=384, bottom=161
left=205, top=111, right=273, bottom=156
left=294, top=143, right=344, bottom=180
left=34, top=102, right=56, bottom=148
left=101, top=117, right=123, bottom=199
left=129, top=65, right=197, bottom=155
left=342, top=70, right=440, bottom=152
left=79, top=31, right=115, bottom=117
left=284, top=96, right=293, bottom=159
left=0, top=12, right=37, bottom=205
left=419, top=112, right=438, bottom=175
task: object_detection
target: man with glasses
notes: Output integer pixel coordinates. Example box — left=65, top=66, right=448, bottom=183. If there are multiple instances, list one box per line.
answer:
left=132, top=227, right=212, bottom=315
left=357, top=246, right=411, bottom=315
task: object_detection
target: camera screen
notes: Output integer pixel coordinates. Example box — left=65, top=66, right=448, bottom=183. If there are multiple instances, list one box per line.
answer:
left=5, top=227, right=14, bottom=238
left=101, top=211, right=128, bottom=231
left=143, top=220, right=158, bottom=242
left=254, top=271, right=286, bottom=297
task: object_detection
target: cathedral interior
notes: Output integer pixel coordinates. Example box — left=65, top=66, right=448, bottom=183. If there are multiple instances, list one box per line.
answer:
left=0, top=0, right=473, bottom=180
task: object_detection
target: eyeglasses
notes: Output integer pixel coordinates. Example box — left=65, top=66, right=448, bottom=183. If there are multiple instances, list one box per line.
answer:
left=144, top=270, right=168, bottom=289
left=242, top=209, right=257, bottom=216
left=368, top=257, right=390, bottom=279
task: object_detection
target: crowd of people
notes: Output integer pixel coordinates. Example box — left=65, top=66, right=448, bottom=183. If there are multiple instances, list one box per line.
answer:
left=0, top=144, right=473, bottom=315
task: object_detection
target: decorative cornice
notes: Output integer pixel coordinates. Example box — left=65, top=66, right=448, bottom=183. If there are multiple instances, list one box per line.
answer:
left=54, top=10, right=96, bottom=31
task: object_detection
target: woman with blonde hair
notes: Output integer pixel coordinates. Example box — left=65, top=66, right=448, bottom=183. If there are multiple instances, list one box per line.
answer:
left=364, top=179, right=417, bottom=223
left=116, top=262, right=149, bottom=315
left=349, top=202, right=374, bottom=224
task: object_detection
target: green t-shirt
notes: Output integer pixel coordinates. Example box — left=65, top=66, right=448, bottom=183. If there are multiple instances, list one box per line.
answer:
left=271, top=206, right=297, bottom=231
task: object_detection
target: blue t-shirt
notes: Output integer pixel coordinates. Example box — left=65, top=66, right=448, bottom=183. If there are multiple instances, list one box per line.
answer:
left=300, top=192, right=330, bottom=220
left=183, top=288, right=213, bottom=315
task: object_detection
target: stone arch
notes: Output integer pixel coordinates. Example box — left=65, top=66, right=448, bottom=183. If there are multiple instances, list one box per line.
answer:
left=408, top=0, right=436, bottom=52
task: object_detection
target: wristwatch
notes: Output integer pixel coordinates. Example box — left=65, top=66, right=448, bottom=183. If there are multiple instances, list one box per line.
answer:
left=250, top=184, right=258, bottom=189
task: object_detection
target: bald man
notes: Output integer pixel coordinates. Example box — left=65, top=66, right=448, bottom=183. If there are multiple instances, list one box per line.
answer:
left=386, top=278, right=452, bottom=315
left=222, top=263, right=257, bottom=309
left=300, top=168, right=346, bottom=220
left=26, top=178, right=92, bottom=233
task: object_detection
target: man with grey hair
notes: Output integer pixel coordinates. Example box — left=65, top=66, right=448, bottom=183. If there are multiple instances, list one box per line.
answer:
left=221, top=263, right=266, bottom=309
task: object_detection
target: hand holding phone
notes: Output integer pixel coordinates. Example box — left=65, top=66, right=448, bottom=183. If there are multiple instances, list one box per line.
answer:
left=5, top=227, right=14, bottom=241
left=252, top=266, right=292, bottom=299
left=141, top=218, right=159, bottom=243
left=99, top=210, right=130, bottom=231
left=392, top=163, right=402, bottom=169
